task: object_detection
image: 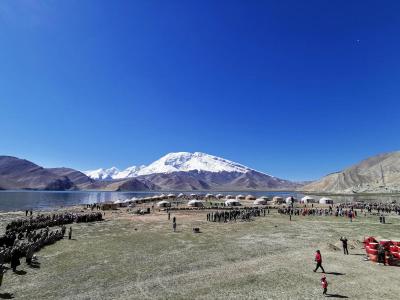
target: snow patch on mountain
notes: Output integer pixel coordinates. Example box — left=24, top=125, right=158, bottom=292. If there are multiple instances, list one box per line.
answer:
left=84, top=152, right=270, bottom=180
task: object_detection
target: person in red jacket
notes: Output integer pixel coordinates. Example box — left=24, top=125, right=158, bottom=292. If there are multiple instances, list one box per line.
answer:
left=313, top=250, right=325, bottom=273
left=321, top=275, right=328, bottom=295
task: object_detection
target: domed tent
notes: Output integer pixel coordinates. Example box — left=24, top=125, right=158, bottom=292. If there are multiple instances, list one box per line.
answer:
left=187, top=199, right=204, bottom=207
left=225, top=199, right=241, bottom=207
left=236, top=194, right=245, bottom=200
left=301, top=196, right=315, bottom=204
left=254, top=198, right=267, bottom=205
left=177, top=193, right=185, bottom=198
left=225, top=195, right=235, bottom=199
left=159, top=194, right=167, bottom=199
left=246, top=195, right=256, bottom=201
left=216, top=194, right=224, bottom=199
left=319, top=197, right=334, bottom=204
left=285, top=196, right=297, bottom=205
left=190, top=193, right=198, bottom=199
left=205, top=193, right=215, bottom=200
left=272, top=196, right=284, bottom=204
left=157, top=200, right=171, bottom=208
left=167, top=193, right=176, bottom=198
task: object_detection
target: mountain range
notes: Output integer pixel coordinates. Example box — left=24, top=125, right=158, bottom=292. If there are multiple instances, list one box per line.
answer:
left=0, top=152, right=300, bottom=191
left=2, top=151, right=400, bottom=193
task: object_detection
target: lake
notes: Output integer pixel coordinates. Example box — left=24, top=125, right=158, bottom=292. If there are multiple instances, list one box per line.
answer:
left=0, top=190, right=398, bottom=212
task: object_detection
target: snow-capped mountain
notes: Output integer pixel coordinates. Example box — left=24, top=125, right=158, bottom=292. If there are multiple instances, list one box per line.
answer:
left=83, top=152, right=300, bottom=191
left=84, top=152, right=268, bottom=180
left=84, top=167, right=120, bottom=181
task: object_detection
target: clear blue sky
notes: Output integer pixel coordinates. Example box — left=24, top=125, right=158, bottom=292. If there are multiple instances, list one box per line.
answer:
left=1, top=0, right=400, bottom=181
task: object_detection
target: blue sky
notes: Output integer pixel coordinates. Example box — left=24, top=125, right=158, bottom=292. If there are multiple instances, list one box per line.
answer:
left=1, top=0, right=400, bottom=181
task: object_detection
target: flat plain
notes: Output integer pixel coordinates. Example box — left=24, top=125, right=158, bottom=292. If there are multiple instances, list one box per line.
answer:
left=1, top=206, right=399, bottom=300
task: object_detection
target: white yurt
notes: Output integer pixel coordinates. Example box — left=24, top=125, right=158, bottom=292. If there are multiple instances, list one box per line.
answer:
left=301, top=196, right=315, bottom=204
left=319, top=197, right=334, bottom=204
left=157, top=200, right=171, bottom=208
left=254, top=198, right=268, bottom=205
left=272, top=196, right=284, bottom=204
left=159, top=194, right=167, bottom=199
left=285, top=196, right=297, bottom=205
left=190, top=193, right=198, bottom=199
left=187, top=199, right=204, bottom=207
left=225, top=199, right=241, bottom=207
left=177, top=193, right=185, bottom=198
left=216, top=194, right=224, bottom=199
left=261, top=196, right=270, bottom=201
left=225, top=195, right=235, bottom=199
left=246, top=195, right=256, bottom=201
left=205, top=193, right=214, bottom=199
left=236, top=194, right=245, bottom=200
left=167, top=193, right=176, bottom=198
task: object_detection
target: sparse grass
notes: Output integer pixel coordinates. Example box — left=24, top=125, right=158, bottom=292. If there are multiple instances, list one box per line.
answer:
left=1, top=208, right=400, bottom=299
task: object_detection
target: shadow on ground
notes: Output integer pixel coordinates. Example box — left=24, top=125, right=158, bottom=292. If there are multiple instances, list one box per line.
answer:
left=326, top=294, right=348, bottom=298
left=0, top=292, right=14, bottom=299
left=325, top=272, right=345, bottom=276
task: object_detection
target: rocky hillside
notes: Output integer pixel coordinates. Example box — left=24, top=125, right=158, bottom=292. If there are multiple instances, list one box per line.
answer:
left=302, top=151, right=400, bottom=193
left=0, top=156, right=75, bottom=190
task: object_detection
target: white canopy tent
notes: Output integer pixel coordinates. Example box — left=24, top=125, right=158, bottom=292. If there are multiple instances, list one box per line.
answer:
left=187, top=199, right=204, bottom=207
left=254, top=198, right=267, bottom=205
left=157, top=200, right=171, bottom=207
left=319, top=197, right=334, bottom=204
left=300, top=196, right=315, bottom=204
left=225, top=199, right=241, bottom=207
left=285, top=196, right=297, bottom=205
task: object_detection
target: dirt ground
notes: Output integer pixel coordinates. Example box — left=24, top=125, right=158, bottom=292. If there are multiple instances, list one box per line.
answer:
left=0, top=205, right=399, bottom=299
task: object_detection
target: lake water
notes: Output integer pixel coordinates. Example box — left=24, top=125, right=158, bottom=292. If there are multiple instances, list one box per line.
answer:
left=0, top=190, right=398, bottom=212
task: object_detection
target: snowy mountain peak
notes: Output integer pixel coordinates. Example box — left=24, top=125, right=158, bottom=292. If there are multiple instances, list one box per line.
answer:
left=84, top=167, right=120, bottom=180
left=84, top=152, right=266, bottom=180
left=138, top=152, right=251, bottom=175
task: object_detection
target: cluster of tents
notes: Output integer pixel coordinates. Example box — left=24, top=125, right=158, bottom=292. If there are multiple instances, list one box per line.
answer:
left=109, top=193, right=334, bottom=209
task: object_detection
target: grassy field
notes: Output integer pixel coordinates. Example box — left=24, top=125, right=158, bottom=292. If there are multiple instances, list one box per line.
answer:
left=1, top=207, right=400, bottom=299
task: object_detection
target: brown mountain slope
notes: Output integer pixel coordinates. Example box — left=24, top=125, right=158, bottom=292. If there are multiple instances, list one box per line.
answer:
left=303, top=151, right=400, bottom=193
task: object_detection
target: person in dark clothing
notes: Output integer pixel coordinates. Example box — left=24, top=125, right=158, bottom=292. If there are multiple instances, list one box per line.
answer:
left=340, top=237, right=349, bottom=255
left=172, top=216, right=176, bottom=224
left=377, top=244, right=385, bottom=265
left=172, top=222, right=177, bottom=232
left=68, top=227, right=72, bottom=240
left=10, top=249, right=21, bottom=272
left=168, top=212, right=170, bottom=220
left=313, top=250, right=325, bottom=273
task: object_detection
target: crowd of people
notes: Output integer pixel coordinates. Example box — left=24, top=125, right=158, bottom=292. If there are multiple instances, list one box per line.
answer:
left=278, top=206, right=358, bottom=218
left=0, top=211, right=103, bottom=273
left=5, top=212, right=103, bottom=235
left=206, top=207, right=268, bottom=222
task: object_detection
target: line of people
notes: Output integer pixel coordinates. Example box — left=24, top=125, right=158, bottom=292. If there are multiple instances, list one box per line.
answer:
left=207, top=207, right=267, bottom=223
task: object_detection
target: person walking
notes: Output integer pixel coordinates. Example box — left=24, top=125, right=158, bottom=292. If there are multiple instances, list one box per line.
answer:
left=340, top=237, right=349, bottom=255
left=68, top=227, right=72, bottom=240
left=313, top=250, right=325, bottom=273
left=321, top=275, right=328, bottom=295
